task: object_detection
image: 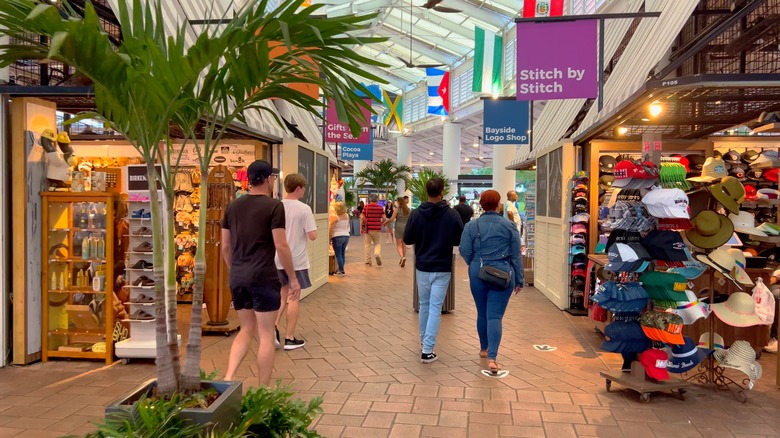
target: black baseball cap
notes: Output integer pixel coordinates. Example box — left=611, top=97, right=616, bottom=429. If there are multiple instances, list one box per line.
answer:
left=641, top=230, right=687, bottom=262
left=247, top=160, right=279, bottom=183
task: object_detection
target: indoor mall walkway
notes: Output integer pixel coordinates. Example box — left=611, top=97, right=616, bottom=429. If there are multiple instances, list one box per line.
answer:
left=1, top=236, right=779, bottom=437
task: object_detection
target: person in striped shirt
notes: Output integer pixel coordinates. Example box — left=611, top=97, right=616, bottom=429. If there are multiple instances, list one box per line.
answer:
left=361, top=194, right=385, bottom=266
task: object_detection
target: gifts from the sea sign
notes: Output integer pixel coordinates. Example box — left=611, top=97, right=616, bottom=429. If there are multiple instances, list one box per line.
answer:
left=483, top=99, right=530, bottom=145
left=516, top=20, right=598, bottom=100
left=325, top=98, right=371, bottom=144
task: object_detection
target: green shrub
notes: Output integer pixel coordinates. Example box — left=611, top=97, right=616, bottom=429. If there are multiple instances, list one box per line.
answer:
left=238, top=385, right=324, bottom=438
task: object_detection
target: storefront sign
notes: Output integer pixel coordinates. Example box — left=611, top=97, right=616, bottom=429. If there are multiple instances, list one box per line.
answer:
left=325, top=98, right=371, bottom=144
left=340, top=132, right=373, bottom=161
left=483, top=100, right=530, bottom=145
left=516, top=20, right=598, bottom=100
left=126, top=164, right=162, bottom=191
left=175, top=144, right=256, bottom=167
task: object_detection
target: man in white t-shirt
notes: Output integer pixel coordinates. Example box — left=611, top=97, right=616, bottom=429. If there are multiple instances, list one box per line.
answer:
left=274, top=173, right=317, bottom=350
left=505, top=190, right=522, bottom=233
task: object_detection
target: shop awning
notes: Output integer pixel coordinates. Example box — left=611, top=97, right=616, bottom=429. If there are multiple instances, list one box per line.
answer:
left=572, top=74, right=780, bottom=144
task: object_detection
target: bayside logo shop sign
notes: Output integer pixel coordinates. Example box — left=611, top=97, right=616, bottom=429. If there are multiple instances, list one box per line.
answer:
left=325, top=98, right=371, bottom=144
left=483, top=100, right=530, bottom=145
left=516, top=20, right=598, bottom=100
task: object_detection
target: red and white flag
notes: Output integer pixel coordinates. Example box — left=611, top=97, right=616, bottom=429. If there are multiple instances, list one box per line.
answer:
left=437, top=71, right=451, bottom=114
left=522, top=0, right=564, bottom=17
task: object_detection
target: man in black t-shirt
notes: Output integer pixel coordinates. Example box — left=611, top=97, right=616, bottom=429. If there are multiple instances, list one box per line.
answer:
left=221, top=160, right=300, bottom=386
left=453, top=195, right=474, bottom=225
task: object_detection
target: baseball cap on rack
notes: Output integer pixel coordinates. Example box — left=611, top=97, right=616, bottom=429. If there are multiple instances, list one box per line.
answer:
left=686, top=154, right=706, bottom=173
left=744, top=184, right=758, bottom=201
left=639, top=271, right=689, bottom=302
left=599, top=155, right=617, bottom=174
left=641, top=230, right=688, bottom=261
left=570, top=233, right=587, bottom=245
left=605, top=243, right=651, bottom=272
left=570, top=244, right=587, bottom=255
left=639, top=349, right=670, bottom=381
left=640, top=311, right=685, bottom=345
left=599, top=175, right=615, bottom=190
left=741, top=150, right=759, bottom=164
left=728, top=166, right=747, bottom=181
left=723, top=150, right=742, bottom=164
left=605, top=229, right=642, bottom=251
left=601, top=320, right=651, bottom=354
left=591, top=281, right=649, bottom=313
left=764, top=168, right=779, bottom=182
left=687, top=157, right=728, bottom=183
left=247, top=160, right=279, bottom=184
left=642, top=188, right=690, bottom=219
left=571, top=223, right=587, bottom=234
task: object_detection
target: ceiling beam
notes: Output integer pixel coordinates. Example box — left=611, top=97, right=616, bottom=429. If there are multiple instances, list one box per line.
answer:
left=379, top=17, right=471, bottom=56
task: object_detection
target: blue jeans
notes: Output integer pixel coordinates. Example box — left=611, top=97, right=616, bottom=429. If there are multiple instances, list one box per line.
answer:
left=417, top=270, right=451, bottom=354
left=468, top=263, right=512, bottom=360
left=331, top=236, right=349, bottom=273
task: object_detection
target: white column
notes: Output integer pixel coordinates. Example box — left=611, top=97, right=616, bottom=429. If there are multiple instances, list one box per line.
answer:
left=396, top=136, right=412, bottom=197
left=442, top=122, right=461, bottom=197
left=492, top=145, right=517, bottom=199
left=353, top=160, right=369, bottom=177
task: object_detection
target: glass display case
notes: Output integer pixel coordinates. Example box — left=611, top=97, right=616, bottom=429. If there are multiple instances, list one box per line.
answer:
left=41, top=192, right=116, bottom=363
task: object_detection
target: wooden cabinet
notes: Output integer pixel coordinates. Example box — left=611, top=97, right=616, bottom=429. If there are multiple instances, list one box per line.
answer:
left=41, top=192, right=116, bottom=364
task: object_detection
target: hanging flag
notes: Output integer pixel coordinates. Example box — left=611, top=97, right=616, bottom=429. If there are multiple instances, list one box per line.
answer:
left=426, top=68, right=448, bottom=116
left=438, top=71, right=451, bottom=114
left=472, top=26, right=503, bottom=94
left=382, top=90, right=404, bottom=132
left=522, top=0, right=564, bottom=17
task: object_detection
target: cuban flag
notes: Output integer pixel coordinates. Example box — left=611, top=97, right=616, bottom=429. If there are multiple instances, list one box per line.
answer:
left=427, top=68, right=449, bottom=116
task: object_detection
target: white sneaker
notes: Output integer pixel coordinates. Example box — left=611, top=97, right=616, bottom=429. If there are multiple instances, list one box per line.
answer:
left=763, top=338, right=777, bottom=353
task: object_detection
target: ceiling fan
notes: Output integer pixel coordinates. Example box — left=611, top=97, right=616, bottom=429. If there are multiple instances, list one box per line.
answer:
left=396, top=2, right=447, bottom=68
left=419, top=0, right=462, bottom=14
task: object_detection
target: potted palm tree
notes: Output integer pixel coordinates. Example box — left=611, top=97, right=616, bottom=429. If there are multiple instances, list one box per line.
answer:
left=355, top=158, right=412, bottom=199
left=0, top=0, right=386, bottom=432
left=407, top=168, right=450, bottom=203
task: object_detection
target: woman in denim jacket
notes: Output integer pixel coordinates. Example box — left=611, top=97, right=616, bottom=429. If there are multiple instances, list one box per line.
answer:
left=459, top=190, right=523, bottom=373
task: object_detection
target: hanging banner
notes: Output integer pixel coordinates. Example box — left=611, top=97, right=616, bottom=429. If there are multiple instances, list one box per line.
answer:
left=516, top=20, right=598, bottom=100
left=340, top=131, right=373, bottom=161
left=483, top=100, right=530, bottom=145
left=326, top=98, right=371, bottom=144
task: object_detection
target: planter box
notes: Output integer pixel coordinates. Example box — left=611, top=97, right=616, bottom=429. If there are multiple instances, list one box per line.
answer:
left=106, top=379, right=242, bottom=434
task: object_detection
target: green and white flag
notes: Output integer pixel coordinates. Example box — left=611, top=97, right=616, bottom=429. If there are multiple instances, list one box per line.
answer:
left=472, top=26, right=503, bottom=94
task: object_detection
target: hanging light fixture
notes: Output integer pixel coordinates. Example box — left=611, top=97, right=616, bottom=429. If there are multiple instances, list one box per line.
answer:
left=473, top=135, right=481, bottom=148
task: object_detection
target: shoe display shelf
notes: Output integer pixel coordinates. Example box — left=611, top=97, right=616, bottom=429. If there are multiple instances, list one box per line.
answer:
left=41, top=192, right=118, bottom=364
left=116, top=192, right=162, bottom=362
left=173, top=169, right=201, bottom=303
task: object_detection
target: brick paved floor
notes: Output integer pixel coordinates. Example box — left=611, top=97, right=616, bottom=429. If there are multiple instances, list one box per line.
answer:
left=1, top=236, right=779, bottom=437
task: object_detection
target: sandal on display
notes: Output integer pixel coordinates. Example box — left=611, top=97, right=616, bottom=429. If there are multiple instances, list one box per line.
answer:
left=133, top=275, right=155, bottom=287
left=131, top=209, right=145, bottom=218
left=130, top=259, right=153, bottom=270
left=128, top=309, right=155, bottom=321
left=130, top=293, right=154, bottom=304
left=134, top=226, right=152, bottom=236
left=133, top=241, right=153, bottom=253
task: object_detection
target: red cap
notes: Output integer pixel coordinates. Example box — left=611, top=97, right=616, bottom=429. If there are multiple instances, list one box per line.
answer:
left=744, top=184, right=758, bottom=200
left=571, top=269, right=586, bottom=277
left=765, top=168, right=779, bottom=182
left=672, top=154, right=690, bottom=172
left=639, top=349, right=670, bottom=381
left=613, top=161, right=638, bottom=180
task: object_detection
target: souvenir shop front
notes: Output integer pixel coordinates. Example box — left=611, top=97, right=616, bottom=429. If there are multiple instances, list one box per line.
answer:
left=562, top=76, right=780, bottom=396
left=7, top=95, right=336, bottom=366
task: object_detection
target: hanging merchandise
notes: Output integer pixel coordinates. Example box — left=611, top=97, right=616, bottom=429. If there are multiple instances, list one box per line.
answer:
left=567, top=172, right=589, bottom=314
left=670, top=290, right=711, bottom=325
left=685, top=210, right=734, bottom=249
left=590, top=281, right=649, bottom=313
left=708, top=176, right=745, bottom=214
left=697, top=332, right=725, bottom=350
left=694, top=249, right=753, bottom=287
left=686, top=157, right=727, bottom=182
left=710, top=292, right=763, bottom=327
left=600, top=319, right=651, bottom=354
left=640, top=311, right=685, bottom=345
left=666, top=337, right=711, bottom=374
left=712, top=341, right=762, bottom=389
left=638, top=348, right=670, bottom=381
left=750, top=278, right=776, bottom=325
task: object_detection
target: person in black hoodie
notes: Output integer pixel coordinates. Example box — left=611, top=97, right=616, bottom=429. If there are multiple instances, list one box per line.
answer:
left=403, top=177, right=464, bottom=364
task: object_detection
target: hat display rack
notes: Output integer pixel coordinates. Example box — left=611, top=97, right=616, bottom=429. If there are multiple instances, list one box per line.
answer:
left=568, top=172, right=590, bottom=316
left=681, top=153, right=775, bottom=403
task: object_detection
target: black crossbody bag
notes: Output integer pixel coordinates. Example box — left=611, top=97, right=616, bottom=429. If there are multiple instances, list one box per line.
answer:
left=475, top=218, right=512, bottom=290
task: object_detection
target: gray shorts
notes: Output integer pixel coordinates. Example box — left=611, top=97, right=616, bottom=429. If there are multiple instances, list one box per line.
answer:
left=277, top=269, right=312, bottom=290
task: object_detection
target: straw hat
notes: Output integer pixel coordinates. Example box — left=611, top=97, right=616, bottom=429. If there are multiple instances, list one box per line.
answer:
left=711, top=292, right=763, bottom=327
left=713, top=340, right=762, bottom=389
left=709, top=176, right=745, bottom=215
left=685, top=210, right=734, bottom=249
left=695, top=249, right=753, bottom=286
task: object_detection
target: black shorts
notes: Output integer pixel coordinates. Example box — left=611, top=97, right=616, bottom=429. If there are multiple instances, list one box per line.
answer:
left=277, top=269, right=313, bottom=290
left=230, top=284, right=281, bottom=312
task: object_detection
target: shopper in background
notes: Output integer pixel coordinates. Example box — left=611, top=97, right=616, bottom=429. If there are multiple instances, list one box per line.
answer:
left=361, top=194, right=385, bottom=266
left=329, top=202, right=351, bottom=276
left=505, top=190, right=522, bottom=233
left=459, top=189, right=523, bottom=374
left=404, top=178, right=464, bottom=363
left=356, top=200, right=365, bottom=218
left=221, top=160, right=299, bottom=386
left=274, top=174, right=317, bottom=351
left=389, top=196, right=411, bottom=267
left=454, top=195, right=474, bottom=225
left=384, top=199, right=395, bottom=244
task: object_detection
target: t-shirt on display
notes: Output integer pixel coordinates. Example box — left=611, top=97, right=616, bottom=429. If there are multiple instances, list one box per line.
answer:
left=222, top=194, right=285, bottom=288
left=275, top=199, right=317, bottom=270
